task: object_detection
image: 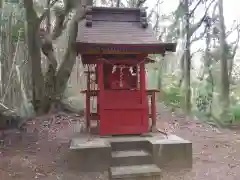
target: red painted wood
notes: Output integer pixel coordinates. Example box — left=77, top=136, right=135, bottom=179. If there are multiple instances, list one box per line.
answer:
left=81, top=55, right=152, bottom=65
left=82, top=54, right=160, bottom=136
left=139, top=62, right=149, bottom=131
left=81, top=88, right=159, bottom=133
left=97, top=59, right=149, bottom=135
left=99, top=90, right=148, bottom=135
left=80, top=89, right=160, bottom=96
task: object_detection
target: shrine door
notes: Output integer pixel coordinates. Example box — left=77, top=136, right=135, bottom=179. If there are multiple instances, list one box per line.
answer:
left=98, top=63, right=149, bottom=136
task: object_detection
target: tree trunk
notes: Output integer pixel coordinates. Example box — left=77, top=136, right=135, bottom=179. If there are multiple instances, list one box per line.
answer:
left=1, top=12, right=14, bottom=107
left=24, top=1, right=45, bottom=114
left=23, top=0, right=91, bottom=115
left=0, top=0, right=3, bottom=97
left=183, top=0, right=191, bottom=115
left=205, top=23, right=214, bottom=117
left=46, top=0, right=51, bottom=33
left=218, top=0, right=230, bottom=123
left=38, top=6, right=86, bottom=114
left=116, top=0, right=121, bottom=7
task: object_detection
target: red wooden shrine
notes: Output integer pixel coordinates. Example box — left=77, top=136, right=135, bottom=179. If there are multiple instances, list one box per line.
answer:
left=75, top=7, right=176, bottom=136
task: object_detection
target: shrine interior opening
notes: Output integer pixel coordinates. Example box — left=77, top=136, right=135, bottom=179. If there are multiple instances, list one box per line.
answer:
left=103, top=63, right=138, bottom=90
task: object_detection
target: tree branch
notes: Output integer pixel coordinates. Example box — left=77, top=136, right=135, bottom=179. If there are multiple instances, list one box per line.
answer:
left=226, top=23, right=240, bottom=38
left=147, top=0, right=163, bottom=20
left=189, top=0, right=202, bottom=16
left=136, top=0, right=147, bottom=8
left=191, top=48, right=204, bottom=59
left=189, top=0, right=216, bottom=37
left=230, top=28, right=240, bottom=59
left=39, top=29, right=58, bottom=71
left=55, top=6, right=86, bottom=97
left=191, top=26, right=207, bottom=43
left=38, top=0, right=60, bottom=23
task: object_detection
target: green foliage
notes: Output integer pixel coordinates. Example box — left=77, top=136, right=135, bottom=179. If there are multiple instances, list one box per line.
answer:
left=1, top=20, right=25, bottom=42
left=229, top=93, right=240, bottom=123
left=230, top=104, right=240, bottom=122
left=162, top=84, right=184, bottom=109
left=11, top=21, right=25, bottom=42
left=1, top=2, right=25, bottom=42
left=195, top=81, right=213, bottom=114
left=5, top=0, right=20, bottom=4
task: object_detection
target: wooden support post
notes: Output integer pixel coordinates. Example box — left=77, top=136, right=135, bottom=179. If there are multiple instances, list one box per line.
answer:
left=139, top=62, right=149, bottom=129
left=86, top=68, right=91, bottom=130
left=97, top=61, right=104, bottom=135
left=151, top=92, right=156, bottom=131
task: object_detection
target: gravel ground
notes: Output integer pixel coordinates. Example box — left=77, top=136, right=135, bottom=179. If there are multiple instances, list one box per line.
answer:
left=0, top=105, right=240, bottom=180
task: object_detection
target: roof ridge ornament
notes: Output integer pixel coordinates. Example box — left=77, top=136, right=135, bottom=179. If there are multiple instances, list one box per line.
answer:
left=140, top=8, right=148, bottom=28
left=86, top=6, right=93, bottom=27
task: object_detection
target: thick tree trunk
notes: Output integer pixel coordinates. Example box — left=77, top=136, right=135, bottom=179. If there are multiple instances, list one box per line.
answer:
left=218, top=0, right=230, bottom=122
left=183, top=0, right=191, bottom=115
left=38, top=6, right=86, bottom=114
left=55, top=9, right=84, bottom=97
left=24, top=0, right=45, bottom=114
left=23, top=0, right=90, bottom=114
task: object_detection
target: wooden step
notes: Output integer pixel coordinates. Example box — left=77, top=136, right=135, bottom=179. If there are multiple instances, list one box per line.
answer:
left=109, top=164, right=161, bottom=180
left=111, top=150, right=152, bottom=166
left=110, top=138, right=149, bottom=151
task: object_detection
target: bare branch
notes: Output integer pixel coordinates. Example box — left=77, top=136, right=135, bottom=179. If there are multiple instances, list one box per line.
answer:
left=136, top=0, right=147, bottom=8
left=230, top=27, right=240, bottom=59
left=152, top=13, right=160, bottom=30
left=51, top=7, right=70, bottom=40
left=191, top=48, right=204, bottom=59
left=189, top=0, right=202, bottom=16
left=189, top=0, right=216, bottom=37
left=226, top=23, right=240, bottom=38
left=191, top=26, right=207, bottom=43
left=158, top=30, right=165, bottom=41
left=212, top=1, right=218, bottom=18
left=39, top=29, right=58, bottom=70
left=39, top=0, right=60, bottom=23
left=147, top=0, right=163, bottom=20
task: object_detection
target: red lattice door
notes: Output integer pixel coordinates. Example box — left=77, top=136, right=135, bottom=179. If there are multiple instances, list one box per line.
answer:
left=98, top=63, right=149, bottom=136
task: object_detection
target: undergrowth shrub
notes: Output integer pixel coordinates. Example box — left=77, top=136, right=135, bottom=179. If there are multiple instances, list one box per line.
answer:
left=162, top=84, right=184, bottom=109
left=194, top=82, right=213, bottom=115
left=230, top=104, right=240, bottom=123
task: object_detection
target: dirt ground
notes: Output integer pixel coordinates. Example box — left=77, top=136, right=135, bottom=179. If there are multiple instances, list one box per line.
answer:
left=0, top=104, right=240, bottom=180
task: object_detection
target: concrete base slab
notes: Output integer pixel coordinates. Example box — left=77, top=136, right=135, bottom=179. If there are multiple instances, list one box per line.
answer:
left=110, top=164, right=161, bottom=180
left=68, top=135, right=111, bottom=172
left=68, top=133, right=192, bottom=172
left=70, top=136, right=110, bottom=150
left=149, top=134, right=192, bottom=169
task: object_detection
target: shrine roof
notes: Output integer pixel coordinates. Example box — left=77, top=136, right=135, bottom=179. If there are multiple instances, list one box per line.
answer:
left=76, top=7, right=176, bottom=54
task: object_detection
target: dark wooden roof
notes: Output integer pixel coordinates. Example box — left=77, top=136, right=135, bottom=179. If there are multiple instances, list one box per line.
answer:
left=75, top=7, right=176, bottom=54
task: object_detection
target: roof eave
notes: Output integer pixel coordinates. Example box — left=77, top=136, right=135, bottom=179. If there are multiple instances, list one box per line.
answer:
left=75, top=42, right=177, bottom=54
